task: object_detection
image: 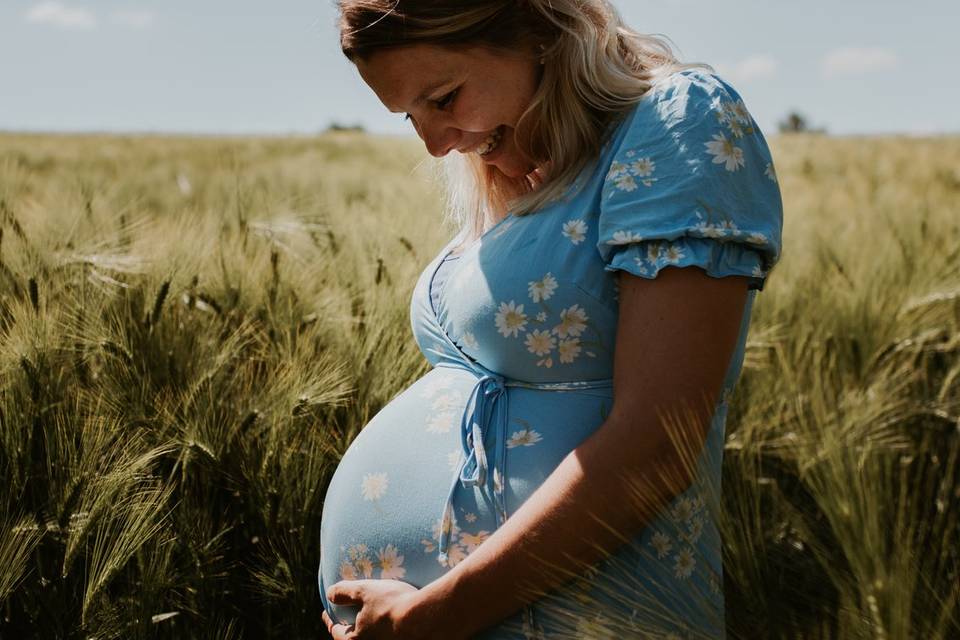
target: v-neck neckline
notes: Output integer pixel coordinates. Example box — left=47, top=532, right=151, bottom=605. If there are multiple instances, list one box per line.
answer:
left=443, top=212, right=516, bottom=260
left=426, top=212, right=517, bottom=336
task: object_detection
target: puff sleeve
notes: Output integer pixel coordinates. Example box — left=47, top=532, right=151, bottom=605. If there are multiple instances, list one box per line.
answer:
left=597, top=69, right=783, bottom=291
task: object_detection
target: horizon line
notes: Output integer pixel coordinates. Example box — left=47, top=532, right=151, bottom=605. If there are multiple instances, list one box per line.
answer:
left=1, top=127, right=957, bottom=140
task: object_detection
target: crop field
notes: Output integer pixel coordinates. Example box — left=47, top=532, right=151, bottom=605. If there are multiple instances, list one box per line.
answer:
left=0, top=131, right=958, bottom=639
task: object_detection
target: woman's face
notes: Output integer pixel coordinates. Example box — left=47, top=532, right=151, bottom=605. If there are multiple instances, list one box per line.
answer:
left=355, top=43, right=542, bottom=179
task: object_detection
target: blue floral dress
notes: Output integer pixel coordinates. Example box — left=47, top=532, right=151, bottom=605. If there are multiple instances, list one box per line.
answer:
left=318, top=68, right=783, bottom=639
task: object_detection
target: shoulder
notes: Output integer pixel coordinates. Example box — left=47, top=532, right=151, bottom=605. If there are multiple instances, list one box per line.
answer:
left=594, top=67, right=783, bottom=289
left=653, top=67, right=742, bottom=104
left=602, top=65, right=776, bottom=186
left=614, top=67, right=754, bottom=146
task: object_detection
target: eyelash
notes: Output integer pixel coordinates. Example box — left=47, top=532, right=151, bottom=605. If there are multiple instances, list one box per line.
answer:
left=403, top=89, right=458, bottom=122
left=434, top=89, right=458, bottom=110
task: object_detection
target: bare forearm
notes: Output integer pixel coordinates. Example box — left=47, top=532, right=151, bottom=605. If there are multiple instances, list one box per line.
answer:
left=409, top=413, right=694, bottom=638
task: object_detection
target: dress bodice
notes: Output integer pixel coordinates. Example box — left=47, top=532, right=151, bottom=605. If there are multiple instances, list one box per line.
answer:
left=410, top=67, right=781, bottom=394
left=429, top=252, right=461, bottom=318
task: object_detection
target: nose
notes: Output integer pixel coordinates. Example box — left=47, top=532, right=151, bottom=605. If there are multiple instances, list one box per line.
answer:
left=414, top=118, right=460, bottom=158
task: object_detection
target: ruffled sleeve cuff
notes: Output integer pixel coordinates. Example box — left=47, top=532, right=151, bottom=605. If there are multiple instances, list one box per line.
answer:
left=603, top=235, right=769, bottom=291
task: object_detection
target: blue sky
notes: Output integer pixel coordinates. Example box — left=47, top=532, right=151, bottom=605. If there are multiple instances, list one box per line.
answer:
left=1, top=0, right=956, bottom=137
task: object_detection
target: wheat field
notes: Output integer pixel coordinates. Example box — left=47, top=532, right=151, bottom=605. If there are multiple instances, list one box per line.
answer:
left=0, top=131, right=957, bottom=639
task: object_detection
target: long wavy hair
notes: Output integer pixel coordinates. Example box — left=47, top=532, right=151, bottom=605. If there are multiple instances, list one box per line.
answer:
left=338, top=0, right=712, bottom=244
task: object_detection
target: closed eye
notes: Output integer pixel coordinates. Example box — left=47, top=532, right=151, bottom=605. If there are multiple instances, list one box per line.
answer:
left=434, top=89, right=458, bottom=110
left=402, top=88, right=458, bottom=124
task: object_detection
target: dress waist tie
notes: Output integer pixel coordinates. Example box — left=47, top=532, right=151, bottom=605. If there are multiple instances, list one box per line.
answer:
left=434, top=368, right=615, bottom=567
left=437, top=372, right=509, bottom=566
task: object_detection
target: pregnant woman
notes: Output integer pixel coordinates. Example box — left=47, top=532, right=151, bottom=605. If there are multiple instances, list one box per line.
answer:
left=319, top=1, right=783, bottom=638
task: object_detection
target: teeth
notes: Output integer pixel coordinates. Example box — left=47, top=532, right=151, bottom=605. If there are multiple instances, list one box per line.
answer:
left=477, top=128, right=503, bottom=156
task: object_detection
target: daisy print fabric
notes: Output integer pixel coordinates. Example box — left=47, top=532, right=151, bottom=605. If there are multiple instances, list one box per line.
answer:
left=597, top=69, right=783, bottom=290
left=491, top=277, right=603, bottom=371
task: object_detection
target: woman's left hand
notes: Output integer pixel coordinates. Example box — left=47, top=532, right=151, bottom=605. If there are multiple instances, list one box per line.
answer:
left=322, top=579, right=457, bottom=640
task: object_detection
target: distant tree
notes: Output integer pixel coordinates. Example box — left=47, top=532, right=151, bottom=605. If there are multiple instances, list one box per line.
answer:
left=779, top=111, right=808, bottom=133
left=325, top=122, right=366, bottom=133
left=778, top=111, right=827, bottom=135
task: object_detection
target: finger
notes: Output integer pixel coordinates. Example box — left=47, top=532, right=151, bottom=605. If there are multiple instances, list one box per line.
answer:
left=332, top=621, right=356, bottom=640
left=322, top=610, right=332, bottom=634
left=326, top=581, right=364, bottom=605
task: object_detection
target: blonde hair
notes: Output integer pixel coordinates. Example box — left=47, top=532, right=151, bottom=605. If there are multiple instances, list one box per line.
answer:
left=338, top=0, right=713, bottom=243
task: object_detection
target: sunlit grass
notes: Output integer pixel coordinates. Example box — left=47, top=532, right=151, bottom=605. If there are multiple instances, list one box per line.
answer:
left=0, top=131, right=958, bottom=638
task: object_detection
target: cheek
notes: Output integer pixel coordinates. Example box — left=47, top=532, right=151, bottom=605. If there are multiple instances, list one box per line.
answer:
left=505, top=64, right=540, bottom=120
left=454, top=88, right=513, bottom=131
left=455, top=107, right=496, bottom=132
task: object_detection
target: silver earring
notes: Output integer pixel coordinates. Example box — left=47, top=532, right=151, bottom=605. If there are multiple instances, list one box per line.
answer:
left=538, top=43, right=546, bottom=65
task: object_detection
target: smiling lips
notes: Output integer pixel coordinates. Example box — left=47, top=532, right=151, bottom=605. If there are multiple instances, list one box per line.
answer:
left=462, top=125, right=504, bottom=156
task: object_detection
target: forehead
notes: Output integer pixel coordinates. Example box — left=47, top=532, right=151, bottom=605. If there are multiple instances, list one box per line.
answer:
left=355, top=43, right=502, bottom=112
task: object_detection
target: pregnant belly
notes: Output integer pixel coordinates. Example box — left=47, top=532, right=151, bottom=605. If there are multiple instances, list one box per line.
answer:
left=318, top=366, right=612, bottom=628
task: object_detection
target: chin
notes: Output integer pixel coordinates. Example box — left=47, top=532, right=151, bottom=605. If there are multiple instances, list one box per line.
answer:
left=493, top=165, right=527, bottom=179
left=491, top=157, right=536, bottom=180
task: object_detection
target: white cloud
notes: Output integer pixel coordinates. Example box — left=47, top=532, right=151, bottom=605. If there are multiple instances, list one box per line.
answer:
left=24, top=2, right=97, bottom=30
left=714, top=55, right=778, bottom=84
left=821, top=47, right=900, bottom=77
left=110, top=9, right=155, bottom=29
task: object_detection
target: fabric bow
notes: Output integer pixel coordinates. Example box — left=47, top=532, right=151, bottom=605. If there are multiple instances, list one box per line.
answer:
left=436, top=373, right=509, bottom=565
